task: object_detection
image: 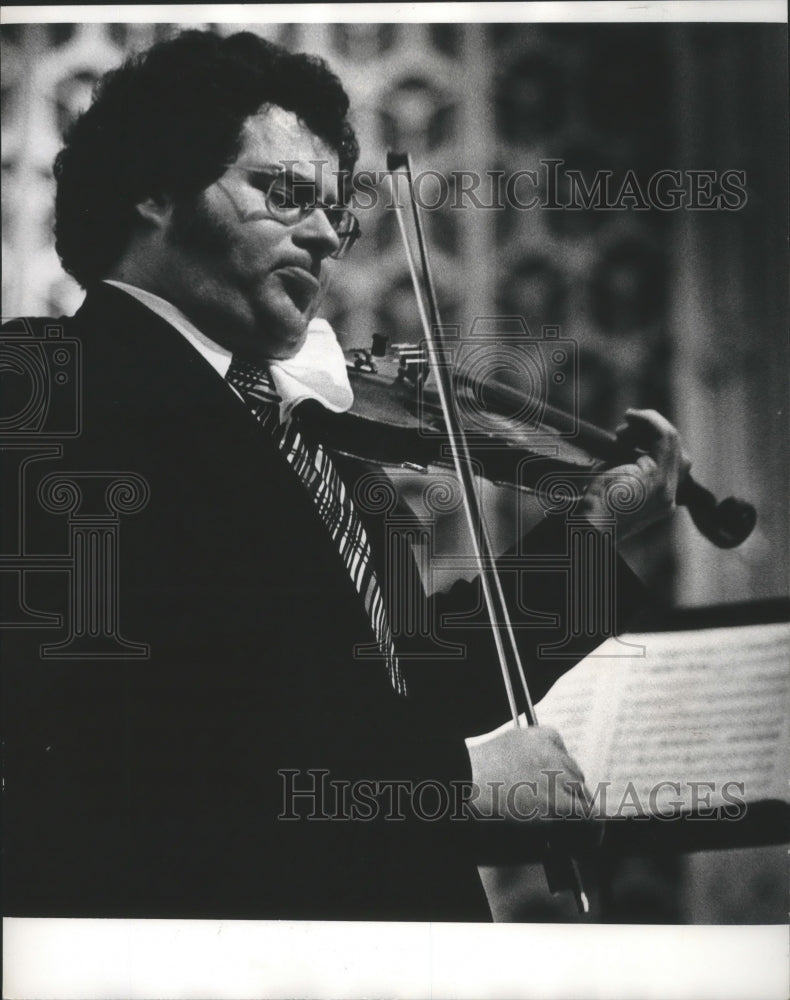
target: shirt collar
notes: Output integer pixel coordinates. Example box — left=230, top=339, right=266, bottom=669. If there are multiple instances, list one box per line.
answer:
left=103, top=279, right=232, bottom=378
left=102, top=279, right=354, bottom=421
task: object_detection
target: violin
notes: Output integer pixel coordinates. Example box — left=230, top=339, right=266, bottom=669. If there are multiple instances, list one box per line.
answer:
left=302, top=331, right=757, bottom=550
left=304, top=151, right=757, bottom=915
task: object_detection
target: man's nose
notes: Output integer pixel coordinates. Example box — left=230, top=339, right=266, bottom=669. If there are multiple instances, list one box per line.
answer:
left=291, top=208, right=340, bottom=259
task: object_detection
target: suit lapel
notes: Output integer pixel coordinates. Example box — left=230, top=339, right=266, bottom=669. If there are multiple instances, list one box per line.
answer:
left=70, top=283, right=377, bottom=645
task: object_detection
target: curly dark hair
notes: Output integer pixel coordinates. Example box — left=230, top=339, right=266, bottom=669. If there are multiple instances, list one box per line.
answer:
left=54, top=30, right=360, bottom=287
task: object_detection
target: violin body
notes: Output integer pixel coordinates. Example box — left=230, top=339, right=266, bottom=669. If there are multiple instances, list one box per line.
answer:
left=303, top=342, right=604, bottom=495
left=299, top=336, right=756, bottom=550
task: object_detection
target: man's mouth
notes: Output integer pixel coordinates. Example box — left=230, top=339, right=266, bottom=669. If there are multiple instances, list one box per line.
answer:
left=276, top=266, right=320, bottom=312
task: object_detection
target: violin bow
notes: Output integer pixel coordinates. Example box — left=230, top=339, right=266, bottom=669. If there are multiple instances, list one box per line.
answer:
left=387, top=151, right=590, bottom=915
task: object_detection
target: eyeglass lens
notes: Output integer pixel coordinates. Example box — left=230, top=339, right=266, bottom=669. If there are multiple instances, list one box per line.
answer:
left=265, top=173, right=360, bottom=259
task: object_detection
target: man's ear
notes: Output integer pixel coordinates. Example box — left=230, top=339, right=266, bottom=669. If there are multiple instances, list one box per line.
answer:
left=134, top=195, right=174, bottom=229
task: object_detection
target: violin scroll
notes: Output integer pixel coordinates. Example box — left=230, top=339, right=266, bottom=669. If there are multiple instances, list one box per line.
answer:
left=676, top=478, right=757, bottom=549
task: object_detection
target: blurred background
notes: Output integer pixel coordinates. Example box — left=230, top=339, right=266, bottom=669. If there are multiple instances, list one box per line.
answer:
left=2, top=19, right=788, bottom=924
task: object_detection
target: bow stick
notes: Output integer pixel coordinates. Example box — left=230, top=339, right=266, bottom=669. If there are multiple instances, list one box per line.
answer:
left=387, top=152, right=589, bottom=914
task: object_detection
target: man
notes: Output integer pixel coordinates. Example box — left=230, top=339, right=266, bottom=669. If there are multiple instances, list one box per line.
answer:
left=1, top=30, right=686, bottom=921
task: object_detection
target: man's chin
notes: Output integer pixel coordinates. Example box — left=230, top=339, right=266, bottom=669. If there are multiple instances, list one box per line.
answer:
left=267, top=326, right=310, bottom=361
left=247, top=319, right=309, bottom=363
left=257, top=295, right=315, bottom=359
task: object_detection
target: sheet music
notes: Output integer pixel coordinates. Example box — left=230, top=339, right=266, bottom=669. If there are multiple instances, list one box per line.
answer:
left=534, top=623, right=790, bottom=815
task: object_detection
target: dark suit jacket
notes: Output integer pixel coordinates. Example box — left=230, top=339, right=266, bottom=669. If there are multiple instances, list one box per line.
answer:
left=1, top=283, right=644, bottom=920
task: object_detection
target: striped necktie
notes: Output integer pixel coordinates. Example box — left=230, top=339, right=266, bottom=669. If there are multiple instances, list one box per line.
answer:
left=226, top=356, right=404, bottom=695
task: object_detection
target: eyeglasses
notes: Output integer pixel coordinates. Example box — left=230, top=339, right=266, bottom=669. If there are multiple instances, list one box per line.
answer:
left=225, top=164, right=361, bottom=260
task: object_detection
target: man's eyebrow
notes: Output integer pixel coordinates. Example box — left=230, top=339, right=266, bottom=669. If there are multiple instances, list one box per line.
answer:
left=280, top=168, right=341, bottom=204
left=236, top=164, right=317, bottom=183
left=230, top=162, right=340, bottom=203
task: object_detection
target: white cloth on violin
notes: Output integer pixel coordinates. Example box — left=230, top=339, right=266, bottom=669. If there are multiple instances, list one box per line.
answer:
left=269, top=317, right=354, bottom=423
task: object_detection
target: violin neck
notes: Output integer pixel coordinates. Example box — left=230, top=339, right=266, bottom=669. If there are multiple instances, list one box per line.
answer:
left=454, top=371, right=628, bottom=466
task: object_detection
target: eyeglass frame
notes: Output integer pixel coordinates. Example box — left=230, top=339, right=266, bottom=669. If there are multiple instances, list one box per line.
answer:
left=221, top=162, right=361, bottom=260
